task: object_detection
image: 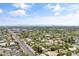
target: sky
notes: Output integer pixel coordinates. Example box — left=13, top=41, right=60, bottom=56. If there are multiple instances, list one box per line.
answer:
left=0, top=3, right=79, bottom=26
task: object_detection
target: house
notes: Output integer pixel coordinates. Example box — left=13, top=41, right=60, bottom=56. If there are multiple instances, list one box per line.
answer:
left=45, top=51, right=58, bottom=56
left=42, top=47, right=47, bottom=52
left=10, top=42, right=15, bottom=45
left=39, top=54, right=46, bottom=56
left=26, top=38, right=32, bottom=42
left=0, top=42, right=7, bottom=47
left=74, top=37, right=79, bottom=45
left=48, top=40, right=54, bottom=44
left=69, top=47, right=76, bottom=51
left=45, top=34, right=51, bottom=37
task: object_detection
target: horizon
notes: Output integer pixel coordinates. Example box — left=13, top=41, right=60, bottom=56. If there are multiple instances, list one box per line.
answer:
left=0, top=25, right=79, bottom=27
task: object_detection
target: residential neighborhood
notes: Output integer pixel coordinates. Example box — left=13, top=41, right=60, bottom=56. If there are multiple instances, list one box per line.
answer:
left=0, top=26, right=79, bottom=56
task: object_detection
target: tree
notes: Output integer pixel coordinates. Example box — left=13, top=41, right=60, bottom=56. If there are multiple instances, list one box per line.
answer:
left=66, top=51, right=72, bottom=56
left=75, top=48, right=79, bottom=54
left=50, top=45, right=60, bottom=51
left=64, top=43, right=69, bottom=49
left=50, top=46, right=57, bottom=51
left=0, top=54, right=3, bottom=56
left=57, top=52, right=65, bottom=56
left=32, top=44, right=43, bottom=53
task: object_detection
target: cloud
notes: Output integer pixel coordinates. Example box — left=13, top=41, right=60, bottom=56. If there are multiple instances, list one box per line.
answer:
left=31, top=15, right=79, bottom=26
left=54, top=12, right=60, bottom=16
left=61, top=4, right=79, bottom=17
left=9, top=9, right=28, bottom=16
left=10, top=3, right=32, bottom=17
left=1, top=14, right=79, bottom=26
left=45, top=4, right=79, bottom=16
left=53, top=4, right=64, bottom=12
left=77, top=10, right=79, bottom=14
left=46, top=4, right=65, bottom=12
left=66, top=9, right=79, bottom=17
left=0, top=9, right=3, bottom=13
left=74, top=10, right=79, bottom=17
left=13, top=3, right=31, bottom=10
left=45, top=4, right=54, bottom=10
left=66, top=13, right=74, bottom=16
left=69, top=5, right=79, bottom=10
left=45, top=4, right=65, bottom=16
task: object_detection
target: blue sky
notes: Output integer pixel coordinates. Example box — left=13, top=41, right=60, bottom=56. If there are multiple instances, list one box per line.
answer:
left=0, top=3, right=79, bottom=26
